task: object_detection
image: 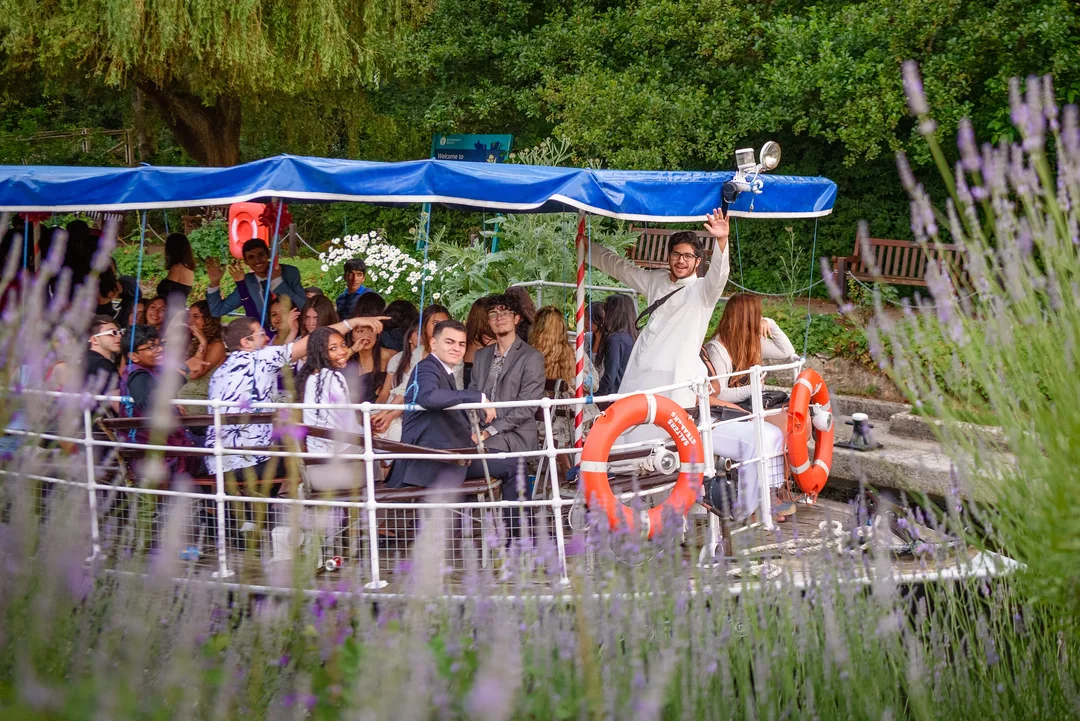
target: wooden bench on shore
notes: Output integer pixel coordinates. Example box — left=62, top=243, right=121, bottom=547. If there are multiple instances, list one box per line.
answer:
left=831, top=237, right=966, bottom=299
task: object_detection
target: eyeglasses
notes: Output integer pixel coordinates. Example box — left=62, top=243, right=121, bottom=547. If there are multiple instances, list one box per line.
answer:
left=669, top=251, right=699, bottom=262
left=244, top=329, right=268, bottom=341
left=135, top=341, right=164, bottom=353
left=487, top=308, right=515, bottom=319
left=91, top=328, right=121, bottom=339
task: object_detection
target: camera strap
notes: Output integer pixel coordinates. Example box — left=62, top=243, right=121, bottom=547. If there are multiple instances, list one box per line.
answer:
left=636, top=287, right=684, bottom=331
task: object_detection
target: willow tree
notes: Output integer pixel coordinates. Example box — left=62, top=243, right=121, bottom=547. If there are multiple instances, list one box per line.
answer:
left=0, top=0, right=425, bottom=165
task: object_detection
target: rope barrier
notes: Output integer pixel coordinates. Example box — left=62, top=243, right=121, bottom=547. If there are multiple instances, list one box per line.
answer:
left=406, top=209, right=433, bottom=405
left=802, top=218, right=819, bottom=357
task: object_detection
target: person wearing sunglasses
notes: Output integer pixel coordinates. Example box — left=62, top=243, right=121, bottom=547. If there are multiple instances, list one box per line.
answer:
left=86, top=315, right=122, bottom=398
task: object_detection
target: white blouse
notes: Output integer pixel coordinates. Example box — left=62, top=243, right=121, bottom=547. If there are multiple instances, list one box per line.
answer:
left=303, top=369, right=364, bottom=456
left=704, top=318, right=798, bottom=403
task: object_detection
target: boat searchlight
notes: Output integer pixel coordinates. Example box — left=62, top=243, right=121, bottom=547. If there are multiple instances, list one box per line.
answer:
left=721, top=141, right=781, bottom=213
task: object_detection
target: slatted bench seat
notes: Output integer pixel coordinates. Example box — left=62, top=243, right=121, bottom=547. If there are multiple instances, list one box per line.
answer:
left=831, top=237, right=966, bottom=299
left=628, top=225, right=716, bottom=276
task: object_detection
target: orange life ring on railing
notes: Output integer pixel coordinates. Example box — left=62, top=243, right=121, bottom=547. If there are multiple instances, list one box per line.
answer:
left=786, top=369, right=834, bottom=496
left=227, top=202, right=270, bottom=260
left=580, top=393, right=705, bottom=539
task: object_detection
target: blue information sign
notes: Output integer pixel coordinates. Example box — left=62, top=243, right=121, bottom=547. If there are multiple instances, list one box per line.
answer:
left=430, top=133, right=513, bottom=163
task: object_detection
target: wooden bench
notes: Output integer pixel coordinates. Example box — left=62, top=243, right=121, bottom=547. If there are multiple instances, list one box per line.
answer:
left=831, top=237, right=966, bottom=299
left=628, top=225, right=716, bottom=276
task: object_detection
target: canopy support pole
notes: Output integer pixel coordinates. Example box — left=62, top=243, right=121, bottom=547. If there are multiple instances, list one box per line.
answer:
left=573, top=211, right=587, bottom=449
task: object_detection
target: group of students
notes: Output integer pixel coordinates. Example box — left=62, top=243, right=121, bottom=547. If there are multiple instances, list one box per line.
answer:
left=23, top=206, right=801, bottom=524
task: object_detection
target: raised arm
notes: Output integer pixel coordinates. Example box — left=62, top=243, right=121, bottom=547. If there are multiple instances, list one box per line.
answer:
left=700, top=208, right=731, bottom=307
left=761, top=318, right=799, bottom=361
left=205, top=258, right=241, bottom=318
left=288, top=316, right=387, bottom=363
left=584, top=234, right=653, bottom=294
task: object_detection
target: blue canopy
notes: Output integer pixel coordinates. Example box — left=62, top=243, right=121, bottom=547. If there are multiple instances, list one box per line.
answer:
left=0, top=155, right=836, bottom=221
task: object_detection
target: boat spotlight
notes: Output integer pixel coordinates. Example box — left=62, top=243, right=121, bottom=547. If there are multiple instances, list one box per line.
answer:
left=721, top=141, right=781, bottom=215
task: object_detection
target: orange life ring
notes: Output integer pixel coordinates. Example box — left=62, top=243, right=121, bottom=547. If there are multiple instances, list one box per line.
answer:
left=227, top=202, right=270, bottom=260
left=580, top=393, right=705, bottom=539
left=786, top=369, right=834, bottom=495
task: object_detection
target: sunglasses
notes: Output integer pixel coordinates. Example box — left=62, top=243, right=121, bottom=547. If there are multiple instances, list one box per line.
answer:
left=91, top=328, right=121, bottom=339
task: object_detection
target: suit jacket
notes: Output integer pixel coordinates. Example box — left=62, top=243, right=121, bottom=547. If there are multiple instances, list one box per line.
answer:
left=386, top=353, right=484, bottom=489
left=206, top=264, right=307, bottom=318
left=468, top=336, right=546, bottom=454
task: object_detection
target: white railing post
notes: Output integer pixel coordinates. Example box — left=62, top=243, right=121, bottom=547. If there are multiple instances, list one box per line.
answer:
left=542, top=400, right=569, bottom=585
left=749, top=366, right=774, bottom=530
left=361, top=403, right=387, bottom=590
left=696, top=377, right=715, bottom=478
left=211, top=402, right=233, bottom=579
left=83, top=408, right=101, bottom=560
left=536, top=286, right=542, bottom=308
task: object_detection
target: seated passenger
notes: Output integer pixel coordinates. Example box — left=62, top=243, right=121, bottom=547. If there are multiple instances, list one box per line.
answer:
left=596, top=293, right=638, bottom=398
left=463, top=295, right=494, bottom=388
left=298, top=327, right=380, bottom=491
left=205, top=313, right=382, bottom=499
left=704, top=293, right=798, bottom=406
left=467, top=295, right=546, bottom=532
left=705, top=294, right=798, bottom=523
left=528, top=306, right=596, bottom=454
left=385, top=320, right=493, bottom=491
left=372, top=320, right=419, bottom=442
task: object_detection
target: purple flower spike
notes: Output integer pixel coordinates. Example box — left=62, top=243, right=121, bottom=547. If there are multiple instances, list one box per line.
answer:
left=902, top=61, right=929, bottom=116
left=958, top=119, right=980, bottom=173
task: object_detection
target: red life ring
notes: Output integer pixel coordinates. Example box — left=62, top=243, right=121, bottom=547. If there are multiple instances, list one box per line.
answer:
left=786, top=369, right=834, bottom=495
left=580, top=393, right=705, bottom=539
left=227, top=202, right=270, bottom=260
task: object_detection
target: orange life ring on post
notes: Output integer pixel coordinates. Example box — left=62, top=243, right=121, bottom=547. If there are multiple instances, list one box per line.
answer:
left=580, top=393, right=705, bottom=539
left=227, top=203, right=270, bottom=260
left=786, top=369, right=834, bottom=496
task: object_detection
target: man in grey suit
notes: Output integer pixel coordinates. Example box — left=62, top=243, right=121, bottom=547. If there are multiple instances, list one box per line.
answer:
left=466, top=294, right=547, bottom=535
left=205, top=239, right=308, bottom=318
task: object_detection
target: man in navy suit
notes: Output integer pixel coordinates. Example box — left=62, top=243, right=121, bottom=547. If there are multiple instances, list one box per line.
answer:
left=205, top=239, right=308, bottom=318
left=386, top=319, right=495, bottom=490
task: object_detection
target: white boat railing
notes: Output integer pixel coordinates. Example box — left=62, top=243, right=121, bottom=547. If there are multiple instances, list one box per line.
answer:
left=1, top=358, right=805, bottom=588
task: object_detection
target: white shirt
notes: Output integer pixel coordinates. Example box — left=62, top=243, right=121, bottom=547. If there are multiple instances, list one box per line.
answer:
left=590, top=242, right=730, bottom=408
left=704, top=318, right=798, bottom=403
left=205, top=344, right=293, bottom=473
left=303, top=369, right=364, bottom=456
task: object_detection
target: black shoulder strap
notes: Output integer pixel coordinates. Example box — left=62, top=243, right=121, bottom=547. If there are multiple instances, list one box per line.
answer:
left=636, top=287, right=684, bottom=330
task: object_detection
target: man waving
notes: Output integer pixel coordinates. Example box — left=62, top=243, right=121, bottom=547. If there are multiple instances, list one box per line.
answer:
left=584, top=210, right=730, bottom=419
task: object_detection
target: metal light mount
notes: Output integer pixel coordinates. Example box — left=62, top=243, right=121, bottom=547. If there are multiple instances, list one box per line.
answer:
left=721, top=141, right=782, bottom=216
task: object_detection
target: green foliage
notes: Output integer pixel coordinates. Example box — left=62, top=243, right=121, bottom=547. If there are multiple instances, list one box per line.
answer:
left=186, top=218, right=230, bottom=263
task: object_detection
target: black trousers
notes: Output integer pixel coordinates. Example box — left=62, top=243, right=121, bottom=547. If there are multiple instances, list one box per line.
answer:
left=466, top=457, right=533, bottom=539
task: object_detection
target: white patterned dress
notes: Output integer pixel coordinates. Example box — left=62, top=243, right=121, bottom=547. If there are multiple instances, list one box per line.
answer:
left=205, top=344, right=293, bottom=474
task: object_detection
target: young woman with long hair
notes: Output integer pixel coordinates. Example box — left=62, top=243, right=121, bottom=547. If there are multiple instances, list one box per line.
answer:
left=178, top=300, right=226, bottom=415
left=705, top=293, right=797, bottom=404
left=297, top=327, right=379, bottom=490
left=298, top=294, right=340, bottom=340
left=705, top=293, right=799, bottom=523
left=528, top=306, right=597, bottom=452
left=596, top=293, right=638, bottom=396
left=156, top=233, right=196, bottom=301
left=344, top=309, right=387, bottom=404
left=371, top=320, right=420, bottom=442
left=463, top=296, right=494, bottom=388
